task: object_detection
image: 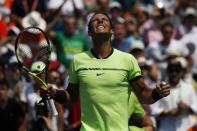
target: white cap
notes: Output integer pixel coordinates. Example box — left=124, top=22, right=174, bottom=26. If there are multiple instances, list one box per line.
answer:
left=8, top=25, right=20, bottom=36
left=137, top=57, right=152, bottom=67
left=22, top=11, right=47, bottom=31
left=174, top=57, right=187, bottom=68
left=130, top=40, right=145, bottom=50
left=9, top=55, right=18, bottom=64
left=184, top=7, right=196, bottom=17
left=137, top=57, right=147, bottom=64
left=166, top=49, right=181, bottom=57
left=47, top=0, right=64, bottom=9
left=109, top=1, right=121, bottom=9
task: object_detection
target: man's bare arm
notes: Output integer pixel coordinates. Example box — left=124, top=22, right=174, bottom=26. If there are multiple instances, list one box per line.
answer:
left=130, top=76, right=170, bottom=104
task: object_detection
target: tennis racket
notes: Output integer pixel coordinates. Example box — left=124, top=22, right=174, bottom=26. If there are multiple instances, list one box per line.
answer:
left=15, top=26, right=58, bottom=116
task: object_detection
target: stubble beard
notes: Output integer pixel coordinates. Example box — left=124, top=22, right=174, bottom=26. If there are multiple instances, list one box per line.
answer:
left=91, top=32, right=112, bottom=43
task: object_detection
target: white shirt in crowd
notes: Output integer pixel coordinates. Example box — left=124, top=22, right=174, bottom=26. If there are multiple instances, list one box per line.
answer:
left=150, top=80, right=197, bottom=131
left=181, top=26, right=197, bottom=74
left=47, top=0, right=85, bottom=15
left=147, top=39, right=188, bottom=81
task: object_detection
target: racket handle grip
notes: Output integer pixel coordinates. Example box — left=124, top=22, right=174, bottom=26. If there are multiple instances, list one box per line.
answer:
left=47, top=99, right=58, bottom=116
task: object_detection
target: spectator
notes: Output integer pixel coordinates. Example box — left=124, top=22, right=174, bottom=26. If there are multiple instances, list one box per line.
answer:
left=178, top=7, right=197, bottom=36
left=151, top=57, right=197, bottom=131
left=180, top=7, right=197, bottom=82
left=147, top=22, right=189, bottom=81
left=137, top=8, right=163, bottom=46
left=130, top=40, right=158, bottom=84
left=109, top=1, right=123, bottom=21
left=111, top=18, right=131, bottom=52
left=173, top=55, right=197, bottom=95
left=125, top=16, right=142, bottom=45
left=47, top=0, right=86, bottom=16
left=0, top=26, right=20, bottom=65
left=83, top=0, right=97, bottom=12
left=48, top=69, right=65, bottom=131
left=0, top=77, right=27, bottom=131
left=51, top=14, right=91, bottom=69
left=21, top=11, right=47, bottom=31
left=96, top=0, right=110, bottom=13
left=11, top=0, right=47, bottom=29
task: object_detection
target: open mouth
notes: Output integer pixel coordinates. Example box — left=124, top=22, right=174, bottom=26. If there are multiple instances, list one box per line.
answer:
left=97, top=25, right=105, bottom=29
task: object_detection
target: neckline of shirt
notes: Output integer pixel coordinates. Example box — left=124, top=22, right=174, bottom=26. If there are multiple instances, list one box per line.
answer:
left=90, top=48, right=114, bottom=59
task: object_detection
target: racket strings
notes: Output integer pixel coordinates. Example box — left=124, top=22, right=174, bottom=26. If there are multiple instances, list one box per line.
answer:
left=18, top=44, right=49, bottom=67
left=18, top=44, right=31, bottom=58
left=16, top=28, right=50, bottom=72
left=36, top=43, right=49, bottom=63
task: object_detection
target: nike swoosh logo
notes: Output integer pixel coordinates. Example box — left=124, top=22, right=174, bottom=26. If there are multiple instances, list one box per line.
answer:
left=96, top=73, right=104, bottom=76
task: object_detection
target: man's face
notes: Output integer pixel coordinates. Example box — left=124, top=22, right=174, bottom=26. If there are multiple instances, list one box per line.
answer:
left=0, top=84, right=8, bottom=102
left=64, top=17, right=77, bottom=35
left=97, top=0, right=109, bottom=10
left=110, top=8, right=121, bottom=19
left=167, top=67, right=182, bottom=86
left=162, top=25, right=173, bottom=41
left=125, top=22, right=137, bottom=34
left=89, top=13, right=112, bottom=35
left=5, top=66, right=20, bottom=83
left=184, top=15, right=196, bottom=30
left=49, top=71, right=61, bottom=86
left=113, top=23, right=126, bottom=41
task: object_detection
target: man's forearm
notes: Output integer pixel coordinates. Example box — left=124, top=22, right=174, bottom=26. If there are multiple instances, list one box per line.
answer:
left=136, top=86, right=167, bottom=104
left=131, top=77, right=155, bottom=104
left=131, top=77, right=170, bottom=104
left=139, top=89, right=155, bottom=104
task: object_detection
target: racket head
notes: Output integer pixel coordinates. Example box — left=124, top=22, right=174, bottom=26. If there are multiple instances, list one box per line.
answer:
left=15, top=26, right=51, bottom=88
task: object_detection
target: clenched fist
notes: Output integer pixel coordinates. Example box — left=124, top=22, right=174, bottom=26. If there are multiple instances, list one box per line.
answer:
left=152, top=81, right=170, bottom=101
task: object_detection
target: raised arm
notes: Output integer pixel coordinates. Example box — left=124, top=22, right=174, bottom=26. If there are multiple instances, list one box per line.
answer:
left=130, top=76, right=170, bottom=104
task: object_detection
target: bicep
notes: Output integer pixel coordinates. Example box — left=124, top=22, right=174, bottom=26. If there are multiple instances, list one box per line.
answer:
left=130, top=76, right=146, bottom=94
left=130, top=76, right=152, bottom=102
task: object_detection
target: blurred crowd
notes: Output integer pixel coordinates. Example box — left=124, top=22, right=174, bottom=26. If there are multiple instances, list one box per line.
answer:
left=0, top=0, right=197, bottom=131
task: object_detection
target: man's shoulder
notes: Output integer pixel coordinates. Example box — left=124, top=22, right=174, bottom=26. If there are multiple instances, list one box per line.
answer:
left=114, top=49, right=135, bottom=59
left=55, top=31, right=64, bottom=36
left=114, top=48, right=131, bottom=56
left=54, top=31, right=65, bottom=39
left=73, top=50, right=91, bottom=59
left=74, top=32, right=88, bottom=39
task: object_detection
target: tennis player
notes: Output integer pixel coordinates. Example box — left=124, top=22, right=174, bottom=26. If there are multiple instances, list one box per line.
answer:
left=48, top=12, right=170, bottom=131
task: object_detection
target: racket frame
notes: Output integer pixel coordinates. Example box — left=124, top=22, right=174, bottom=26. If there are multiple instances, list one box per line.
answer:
left=15, top=26, right=58, bottom=116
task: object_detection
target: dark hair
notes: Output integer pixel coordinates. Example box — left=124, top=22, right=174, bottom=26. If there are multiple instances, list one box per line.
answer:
left=0, top=58, right=5, bottom=70
left=63, top=14, right=76, bottom=20
left=7, top=63, right=20, bottom=71
left=0, top=78, right=9, bottom=89
left=88, top=12, right=113, bottom=32
left=160, top=22, right=174, bottom=32
left=167, top=62, right=182, bottom=72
